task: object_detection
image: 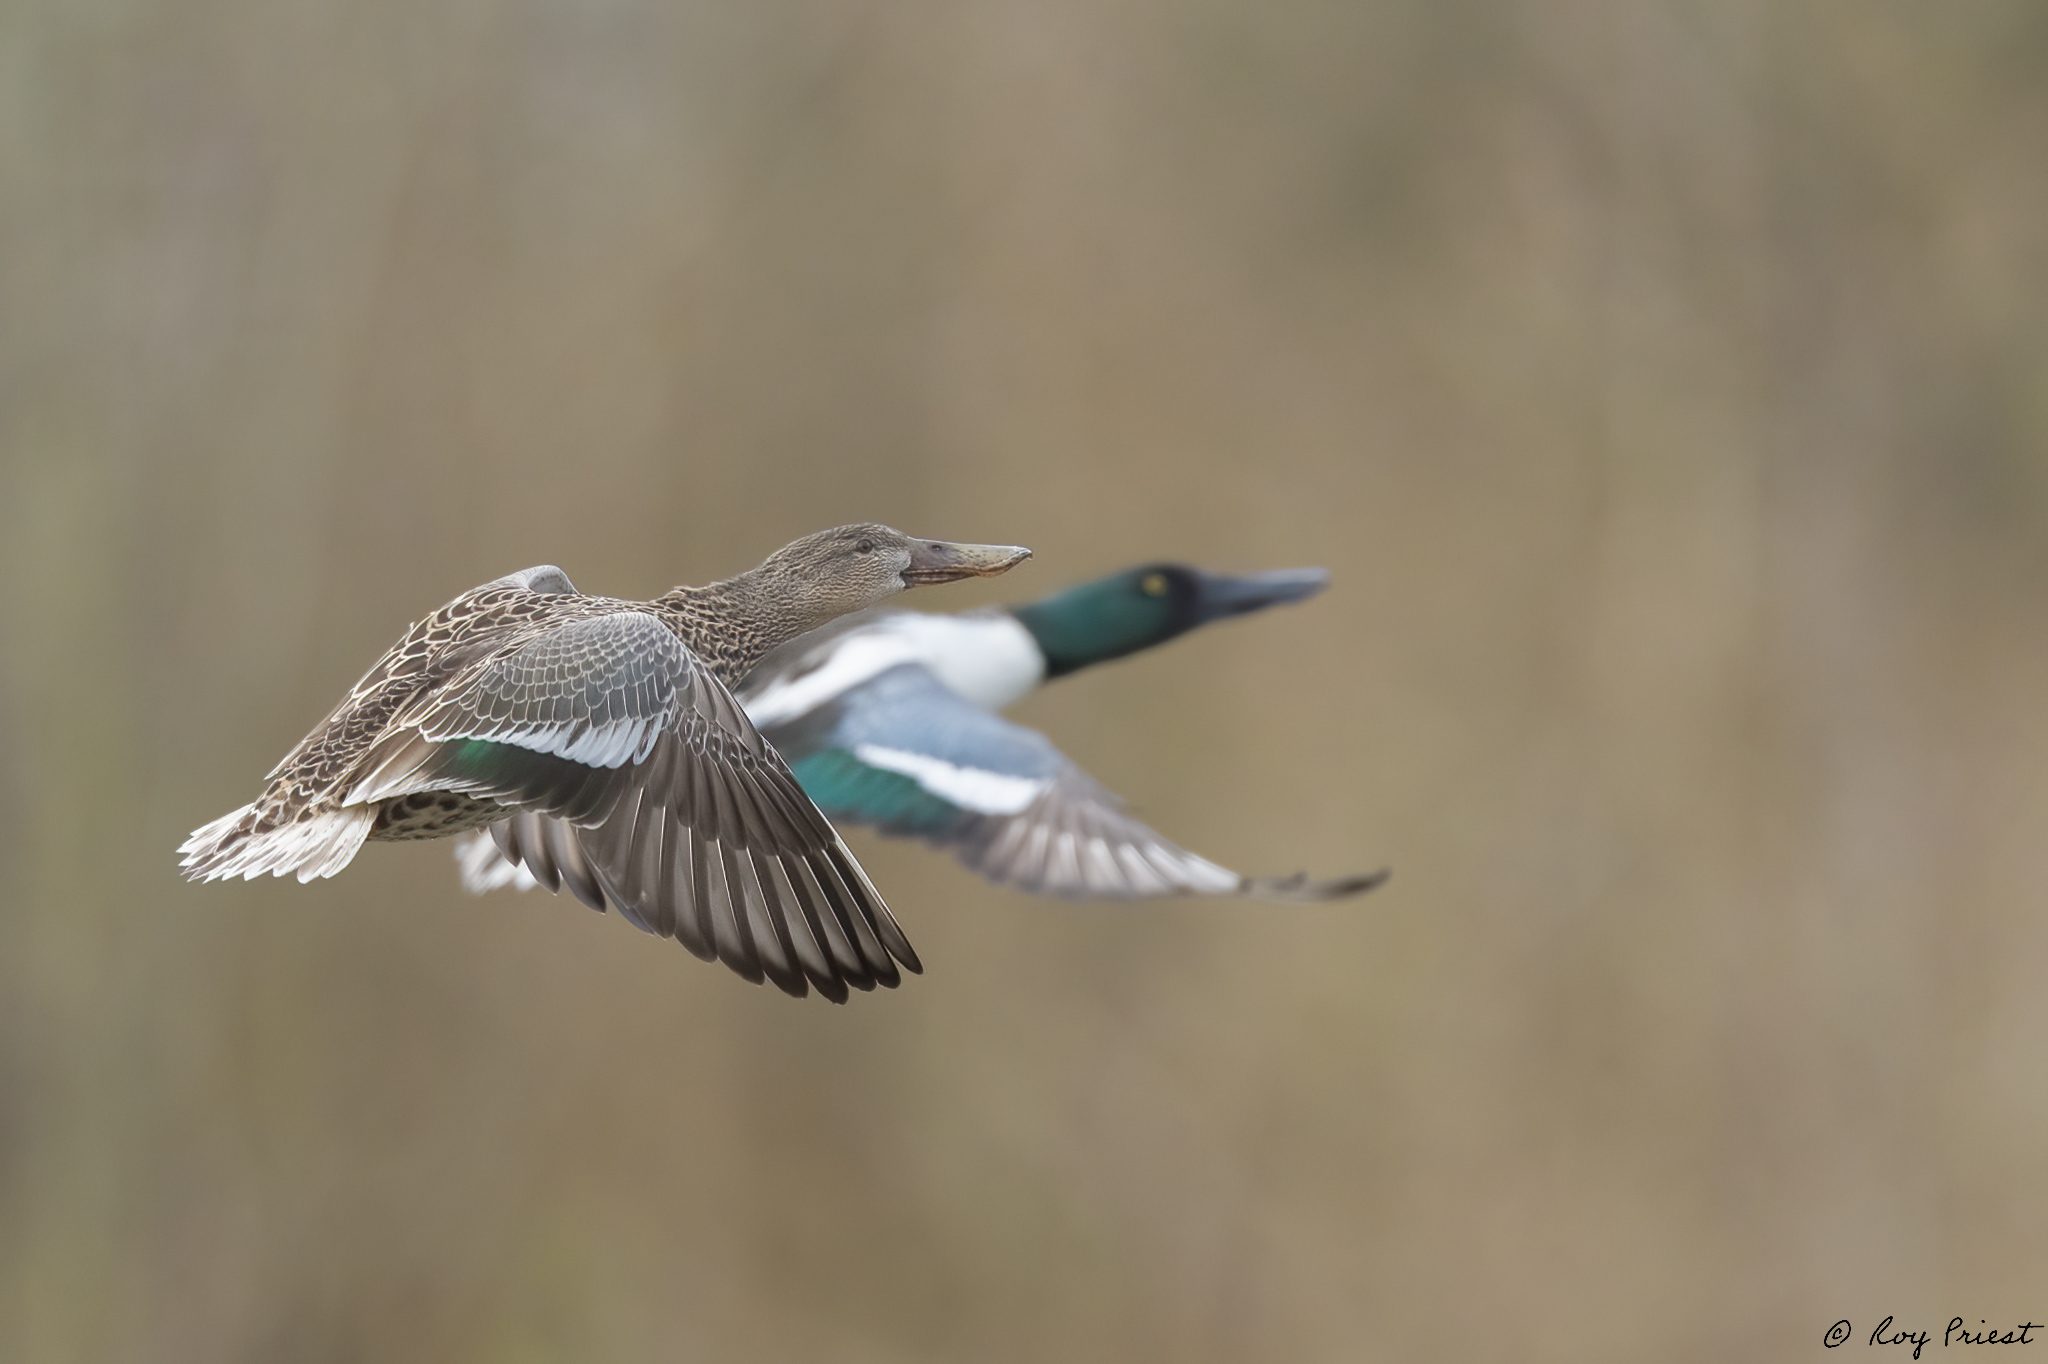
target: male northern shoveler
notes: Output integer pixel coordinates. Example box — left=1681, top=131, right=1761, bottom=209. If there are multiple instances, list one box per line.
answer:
left=180, top=526, right=1031, bottom=1001
left=458, top=563, right=1385, bottom=904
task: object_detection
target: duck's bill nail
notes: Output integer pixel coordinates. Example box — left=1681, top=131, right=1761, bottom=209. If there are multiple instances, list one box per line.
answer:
left=1192, top=567, right=1331, bottom=620
left=902, top=540, right=1033, bottom=584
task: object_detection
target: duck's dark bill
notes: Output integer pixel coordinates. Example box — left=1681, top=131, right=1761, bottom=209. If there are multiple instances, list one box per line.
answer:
left=902, top=540, right=1033, bottom=584
left=1192, top=567, right=1331, bottom=620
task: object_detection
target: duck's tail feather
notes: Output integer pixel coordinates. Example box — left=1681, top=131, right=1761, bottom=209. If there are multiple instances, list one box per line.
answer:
left=178, top=801, right=377, bottom=884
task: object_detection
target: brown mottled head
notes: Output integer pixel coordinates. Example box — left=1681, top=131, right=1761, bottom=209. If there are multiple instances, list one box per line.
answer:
left=754, top=524, right=1031, bottom=632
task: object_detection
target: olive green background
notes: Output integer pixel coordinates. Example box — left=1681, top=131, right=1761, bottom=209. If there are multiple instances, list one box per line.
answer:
left=6, top=3, right=2048, bottom=1361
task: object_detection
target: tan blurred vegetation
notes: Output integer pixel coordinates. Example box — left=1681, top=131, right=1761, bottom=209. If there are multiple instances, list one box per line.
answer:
left=6, top=1, right=2048, bottom=1360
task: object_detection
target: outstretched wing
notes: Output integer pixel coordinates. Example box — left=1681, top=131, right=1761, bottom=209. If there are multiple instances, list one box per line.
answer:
left=767, top=665, right=1387, bottom=902
left=350, top=609, right=919, bottom=1001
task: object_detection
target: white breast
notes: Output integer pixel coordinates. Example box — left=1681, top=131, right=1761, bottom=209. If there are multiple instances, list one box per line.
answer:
left=906, top=613, right=1045, bottom=710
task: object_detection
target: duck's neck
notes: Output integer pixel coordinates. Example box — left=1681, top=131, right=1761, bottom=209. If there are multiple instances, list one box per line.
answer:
left=655, top=570, right=833, bottom=685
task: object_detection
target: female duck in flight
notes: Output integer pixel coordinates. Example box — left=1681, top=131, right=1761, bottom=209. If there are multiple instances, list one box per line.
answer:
left=181, top=526, right=1031, bottom=1002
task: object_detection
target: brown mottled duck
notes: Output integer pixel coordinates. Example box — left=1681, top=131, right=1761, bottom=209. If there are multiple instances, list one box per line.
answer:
left=179, top=525, right=1031, bottom=1001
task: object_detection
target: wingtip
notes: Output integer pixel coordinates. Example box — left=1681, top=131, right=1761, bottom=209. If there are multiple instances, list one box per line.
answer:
left=1332, top=867, right=1391, bottom=897
left=1243, top=866, right=1391, bottom=902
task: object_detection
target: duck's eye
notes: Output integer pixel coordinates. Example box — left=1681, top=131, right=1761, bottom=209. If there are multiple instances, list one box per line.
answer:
left=1141, top=573, right=1169, bottom=597
left=855, top=539, right=876, bottom=554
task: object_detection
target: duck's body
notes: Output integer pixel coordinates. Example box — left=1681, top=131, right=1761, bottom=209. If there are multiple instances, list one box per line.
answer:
left=459, top=563, right=1387, bottom=904
left=182, top=526, right=1030, bottom=1001
left=185, top=567, right=772, bottom=872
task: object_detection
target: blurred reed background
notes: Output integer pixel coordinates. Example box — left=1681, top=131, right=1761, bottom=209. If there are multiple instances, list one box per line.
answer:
left=6, top=2, right=2048, bottom=1360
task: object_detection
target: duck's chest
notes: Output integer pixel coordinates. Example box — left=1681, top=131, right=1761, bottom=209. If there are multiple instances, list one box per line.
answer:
left=914, top=614, right=1046, bottom=709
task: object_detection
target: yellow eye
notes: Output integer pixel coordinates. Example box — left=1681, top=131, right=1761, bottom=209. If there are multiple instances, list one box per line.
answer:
left=1141, top=573, right=1169, bottom=597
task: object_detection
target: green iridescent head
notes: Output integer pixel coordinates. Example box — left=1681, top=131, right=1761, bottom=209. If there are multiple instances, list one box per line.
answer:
left=1008, top=564, right=1330, bottom=677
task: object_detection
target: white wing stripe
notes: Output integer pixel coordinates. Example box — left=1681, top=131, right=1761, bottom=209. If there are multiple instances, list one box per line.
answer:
left=849, top=743, right=1046, bottom=815
left=426, top=714, right=666, bottom=769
